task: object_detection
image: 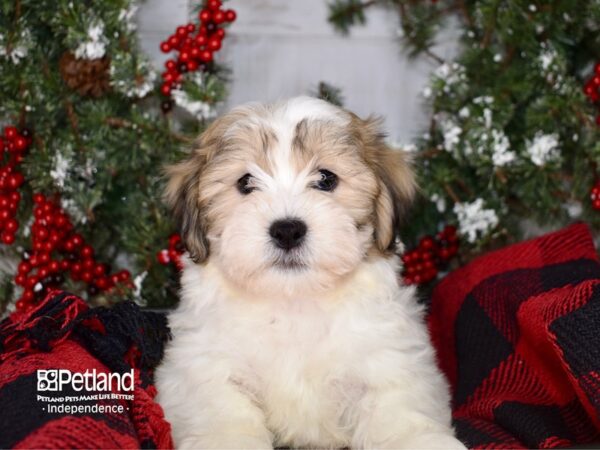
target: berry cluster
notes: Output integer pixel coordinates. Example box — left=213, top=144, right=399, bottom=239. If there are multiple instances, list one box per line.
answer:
left=14, top=194, right=131, bottom=311
left=401, top=225, right=459, bottom=285
left=157, top=234, right=185, bottom=271
left=159, top=0, right=236, bottom=98
left=583, top=62, right=600, bottom=126
left=590, top=182, right=600, bottom=210
left=0, top=126, right=31, bottom=245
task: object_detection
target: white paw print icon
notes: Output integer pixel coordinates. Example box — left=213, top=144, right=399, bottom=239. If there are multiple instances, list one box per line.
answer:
left=37, top=370, right=58, bottom=391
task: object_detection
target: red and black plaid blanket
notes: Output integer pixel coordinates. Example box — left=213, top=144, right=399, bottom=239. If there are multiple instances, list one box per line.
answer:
left=0, top=291, right=173, bottom=449
left=429, top=222, right=600, bottom=448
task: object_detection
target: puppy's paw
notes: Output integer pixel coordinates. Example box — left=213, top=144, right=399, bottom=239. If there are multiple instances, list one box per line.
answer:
left=177, top=433, right=273, bottom=450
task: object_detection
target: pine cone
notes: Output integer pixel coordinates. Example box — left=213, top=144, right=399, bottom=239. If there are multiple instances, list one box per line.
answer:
left=59, top=52, right=111, bottom=98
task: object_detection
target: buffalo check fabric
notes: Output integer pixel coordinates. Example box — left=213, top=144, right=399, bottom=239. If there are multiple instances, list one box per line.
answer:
left=0, top=291, right=173, bottom=449
left=429, top=223, right=600, bottom=449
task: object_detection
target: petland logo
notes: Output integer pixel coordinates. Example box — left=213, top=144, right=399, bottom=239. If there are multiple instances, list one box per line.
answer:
left=37, top=369, right=134, bottom=392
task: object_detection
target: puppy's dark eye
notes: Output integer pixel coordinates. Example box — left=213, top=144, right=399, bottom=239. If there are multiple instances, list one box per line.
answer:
left=237, top=173, right=255, bottom=195
left=314, top=169, right=338, bottom=192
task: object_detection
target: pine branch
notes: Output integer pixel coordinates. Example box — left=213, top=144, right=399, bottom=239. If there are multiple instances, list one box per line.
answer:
left=328, top=0, right=378, bottom=34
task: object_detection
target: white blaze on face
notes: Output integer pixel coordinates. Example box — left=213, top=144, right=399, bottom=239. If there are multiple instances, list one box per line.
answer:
left=204, top=97, right=382, bottom=298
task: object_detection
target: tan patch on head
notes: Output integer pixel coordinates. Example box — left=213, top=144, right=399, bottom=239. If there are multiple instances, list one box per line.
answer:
left=164, top=150, right=209, bottom=263
left=349, top=115, right=417, bottom=252
left=164, top=105, right=277, bottom=262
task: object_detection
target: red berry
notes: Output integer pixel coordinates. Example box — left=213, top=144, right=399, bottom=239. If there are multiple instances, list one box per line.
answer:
left=165, top=59, right=177, bottom=71
left=8, top=172, right=24, bottom=189
left=81, top=245, right=94, bottom=258
left=439, top=247, right=451, bottom=260
left=96, top=277, right=109, bottom=290
left=195, top=34, right=207, bottom=46
left=169, top=234, right=181, bottom=247
left=33, top=193, right=45, bottom=204
left=39, top=253, right=50, bottom=265
left=199, top=50, right=213, bottom=62
left=49, top=261, right=60, bottom=272
left=225, top=9, right=237, bottom=22
left=207, top=0, right=221, bottom=10
left=157, top=249, right=171, bottom=265
left=595, top=62, right=600, bottom=75
left=216, top=28, right=225, bottom=39
left=10, top=191, right=20, bottom=203
left=419, top=236, right=435, bottom=250
left=1, top=232, right=15, bottom=244
left=160, top=41, right=171, bottom=53
left=187, top=60, right=199, bottom=71
left=208, top=37, right=221, bottom=51
left=176, top=26, right=187, bottom=37
left=82, top=258, right=95, bottom=270
left=71, top=234, right=83, bottom=247
left=5, top=218, right=18, bottom=233
left=15, top=274, right=26, bottom=286
left=186, top=23, right=195, bottom=33
left=168, top=35, right=179, bottom=48
left=421, top=251, right=434, bottom=261
left=14, top=136, right=27, bottom=151
left=179, top=51, right=191, bottom=62
left=212, top=10, right=225, bottom=24
left=18, top=261, right=31, bottom=274
left=593, top=199, right=600, bottom=210
left=443, top=224, right=457, bottom=236
left=4, top=126, right=17, bottom=139
left=161, top=83, right=172, bottom=96
left=199, top=9, right=211, bottom=22
left=118, top=270, right=131, bottom=281
left=26, top=275, right=39, bottom=288
left=55, top=214, right=69, bottom=229
left=81, top=271, right=93, bottom=283
left=93, top=264, right=106, bottom=277
left=22, top=290, right=34, bottom=302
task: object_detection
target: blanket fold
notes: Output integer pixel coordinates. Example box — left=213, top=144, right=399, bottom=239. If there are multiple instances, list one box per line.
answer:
left=429, top=223, right=600, bottom=449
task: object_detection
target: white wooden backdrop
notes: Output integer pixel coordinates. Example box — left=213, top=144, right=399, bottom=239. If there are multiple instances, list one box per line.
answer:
left=136, top=0, right=458, bottom=143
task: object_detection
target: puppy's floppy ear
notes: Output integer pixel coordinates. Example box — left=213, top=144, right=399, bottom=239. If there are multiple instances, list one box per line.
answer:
left=359, top=117, right=417, bottom=252
left=164, top=150, right=209, bottom=263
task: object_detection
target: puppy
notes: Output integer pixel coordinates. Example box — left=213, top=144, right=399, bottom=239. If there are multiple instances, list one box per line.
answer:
left=155, top=97, right=464, bottom=449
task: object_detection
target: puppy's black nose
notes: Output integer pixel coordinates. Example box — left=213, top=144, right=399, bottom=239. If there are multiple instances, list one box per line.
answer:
left=269, top=219, right=307, bottom=251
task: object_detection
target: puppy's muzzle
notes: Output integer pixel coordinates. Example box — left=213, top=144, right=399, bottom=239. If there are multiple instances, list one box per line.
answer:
left=269, top=218, right=307, bottom=251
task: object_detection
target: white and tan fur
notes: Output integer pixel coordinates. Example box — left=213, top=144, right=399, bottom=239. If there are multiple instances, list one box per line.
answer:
left=155, top=97, right=464, bottom=449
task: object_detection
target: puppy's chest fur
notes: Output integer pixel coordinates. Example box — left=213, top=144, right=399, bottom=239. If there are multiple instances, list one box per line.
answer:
left=167, top=260, right=424, bottom=447
left=229, top=305, right=372, bottom=445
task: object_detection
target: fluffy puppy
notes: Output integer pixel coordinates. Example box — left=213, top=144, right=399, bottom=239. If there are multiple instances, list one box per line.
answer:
left=155, top=97, right=464, bottom=449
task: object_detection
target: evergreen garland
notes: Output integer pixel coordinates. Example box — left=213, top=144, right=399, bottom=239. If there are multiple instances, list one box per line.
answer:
left=329, top=0, right=600, bottom=280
